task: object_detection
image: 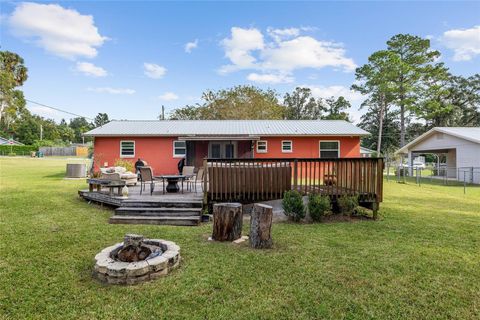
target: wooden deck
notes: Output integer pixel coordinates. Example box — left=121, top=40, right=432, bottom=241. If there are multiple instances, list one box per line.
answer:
left=79, top=183, right=203, bottom=207
left=204, top=157, right=384, bottom=211
left=79, top=183, right=204, bottom=226
left=79, top=157, right=384, bottom=224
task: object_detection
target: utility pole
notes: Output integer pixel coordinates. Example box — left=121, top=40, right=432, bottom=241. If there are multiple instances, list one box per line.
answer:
left=40, top=125, right=43, bottom=140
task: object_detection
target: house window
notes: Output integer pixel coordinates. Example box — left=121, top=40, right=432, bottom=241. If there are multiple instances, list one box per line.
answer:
left=282, top=140, right=293, bottom=153
left=173, top=140, right=186, bottom=157
left=319, top=141, right=340, bottom=158
left=120, top=141, right=135, bottom=158
left=256, top=140, right=268, bottom=153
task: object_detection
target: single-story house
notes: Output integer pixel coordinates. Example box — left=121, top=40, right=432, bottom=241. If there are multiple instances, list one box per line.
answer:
left=0, top=137, right=24, bottom=145
left=396, top=127, right=480, bottom=184
left=84, top=120, right=369, bottom=175
left=360, top=146, right=375, bottom=158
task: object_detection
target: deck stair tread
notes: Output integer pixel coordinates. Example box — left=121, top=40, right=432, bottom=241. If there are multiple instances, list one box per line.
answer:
left=109, top=215, right=200, bottom=226
left=115, top=207, right=202, bottom=217
left=116, top=206, right=202, bottom=212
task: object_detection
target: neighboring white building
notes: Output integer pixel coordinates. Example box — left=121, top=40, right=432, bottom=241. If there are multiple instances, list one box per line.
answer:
left=360, top=146, right=375, bottom=158
left=396, top=127, right=480, bottom=184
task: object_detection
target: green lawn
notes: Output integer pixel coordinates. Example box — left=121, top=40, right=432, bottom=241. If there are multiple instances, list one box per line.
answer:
left=1, top=157, right=479, bottom=319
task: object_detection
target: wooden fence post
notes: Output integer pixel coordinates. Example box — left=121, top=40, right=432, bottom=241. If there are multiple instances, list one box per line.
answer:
left=203, top=158, right=208, bottom=206
left=293, top=159, right=298, bottom=191
left=212, top=203, right=242, bottom=241
left=249, top=204, right=273, bottom=249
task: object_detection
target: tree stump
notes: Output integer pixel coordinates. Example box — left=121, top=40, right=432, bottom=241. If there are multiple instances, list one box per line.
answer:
left=212, top=203, right=243, bottom=241
left=249, top=204, right=273, bottom=249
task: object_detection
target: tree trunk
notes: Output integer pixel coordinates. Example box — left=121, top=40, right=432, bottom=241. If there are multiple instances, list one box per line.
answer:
left=249, top=204, right=273, bottom=249
left=212, top=203, right=243, bottom=241
left=377, top=94, right=386, bottom=155
left=400, top=103, right=405, bottom=147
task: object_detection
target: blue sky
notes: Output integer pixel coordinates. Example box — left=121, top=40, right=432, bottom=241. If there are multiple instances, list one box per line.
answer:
left=1, top=1, right=479, bottom=123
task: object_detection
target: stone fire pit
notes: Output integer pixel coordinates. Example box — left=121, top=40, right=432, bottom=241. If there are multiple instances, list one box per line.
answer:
left=93, top=234, right=180, bottom=285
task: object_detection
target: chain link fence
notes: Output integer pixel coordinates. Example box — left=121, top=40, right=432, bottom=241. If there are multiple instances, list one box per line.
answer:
left=385, top=163, right=480, bottom=193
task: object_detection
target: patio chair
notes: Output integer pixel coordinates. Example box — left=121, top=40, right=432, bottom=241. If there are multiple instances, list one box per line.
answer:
left=182, top=166, right=195, bottom=191
left=192, top=168, right=205, bottom=193
left=139, top=166, right=156, bottom=195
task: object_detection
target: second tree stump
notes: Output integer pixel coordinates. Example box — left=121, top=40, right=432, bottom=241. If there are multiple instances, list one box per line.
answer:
left=249, top=204, right=273, bottom=249
left=212, top=203, right=243, bottom=241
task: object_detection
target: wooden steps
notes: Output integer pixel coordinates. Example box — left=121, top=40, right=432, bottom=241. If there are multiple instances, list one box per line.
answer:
left=109, top=201, right=203, bottom=226
left=79, top=189, right=204, bottom=226
left=115, top=207, right=202, bottom=217
left=109, top=215, right=201, bottom=226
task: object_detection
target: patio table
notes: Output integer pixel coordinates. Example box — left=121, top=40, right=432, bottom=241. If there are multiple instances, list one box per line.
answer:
left=87, top=178, right=126, bottom=196
left=155, top=175, right=191, bottom=194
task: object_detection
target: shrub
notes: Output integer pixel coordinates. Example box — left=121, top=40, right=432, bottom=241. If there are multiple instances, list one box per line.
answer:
left=0, top=145, right=37, bottom=156
left=308, top=194, right=331, bottom=222
left=282, top=190, right=305, bottom=222
left=114, top=159, right=134, bottom=172
left=337, top=195, right=359, bottom=216
left=7, top=152, right=16, bottom=157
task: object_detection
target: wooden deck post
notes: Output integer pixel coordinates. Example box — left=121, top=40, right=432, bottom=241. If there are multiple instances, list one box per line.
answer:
left=203, top=158, right=208, bottom=206
left=293, top=159, right=298, bottom=191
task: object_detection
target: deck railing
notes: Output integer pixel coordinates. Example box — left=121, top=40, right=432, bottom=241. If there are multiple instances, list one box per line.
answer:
left=204, top=158, right=383, bottom=204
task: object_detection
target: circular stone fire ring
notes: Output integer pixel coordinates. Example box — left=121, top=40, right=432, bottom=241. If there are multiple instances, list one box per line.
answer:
left=93, top=234, right=181, bottom=285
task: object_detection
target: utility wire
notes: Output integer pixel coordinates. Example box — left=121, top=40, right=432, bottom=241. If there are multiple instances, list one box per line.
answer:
left=26, top=99, right=94, bottom=120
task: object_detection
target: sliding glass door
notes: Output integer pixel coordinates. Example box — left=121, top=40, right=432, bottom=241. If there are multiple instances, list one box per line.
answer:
left=208, top=141, right=237, bottom=159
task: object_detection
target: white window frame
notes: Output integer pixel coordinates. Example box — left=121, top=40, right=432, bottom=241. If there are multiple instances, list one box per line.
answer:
left=256, top=140, right=268, bottom=153
left=173, top=140, right=187, bottom=158
left=281, top=140, right=293, bottom=153
left=319, top=140, right=340, bottom=158
left=120, top=140, right=135, bottom=158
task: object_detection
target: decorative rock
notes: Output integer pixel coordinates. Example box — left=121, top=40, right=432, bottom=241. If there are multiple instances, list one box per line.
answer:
left=126, top=260, right=150, bottom=277
left=124, top=234, right=144, bottom=247
left=146, top=256, right=168, bottom=272
left=126, top=274, right=149, bottom=285
left=233, top=235, right=249, bottom=244
left=149, top=268, right=169, bottom=280
left=106, top=261, right=130, bottom=277
left=107, top=276, right=126, bottom=285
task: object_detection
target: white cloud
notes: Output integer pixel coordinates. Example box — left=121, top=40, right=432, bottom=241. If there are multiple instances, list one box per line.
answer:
left=75, top=62, right=107, bottom=77
left=267, top=27, right=300, bottom=42
left=8, top=2, right=106, bottom=59
left=220, top=27, right=265, bottom=73
left=219, top=27, right=356, bottom=81
left=247, top=72, right=294, bottom=84
left=158, top=92, right=179, bottom=101
left=261, top=37, right=356, bottom=73
left=185, top=39, right=199, bottom=53
left=441, top=25, right=480, bottom=61
left=144, top=63, right=167, bottom=79
left=87, top=87, right=135, bottom=95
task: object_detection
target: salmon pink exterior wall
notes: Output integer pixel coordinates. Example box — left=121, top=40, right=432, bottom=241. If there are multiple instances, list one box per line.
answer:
left=93, top=135, right=361, bottom=175
left=94, top=136, right=182, bottom=175
left=254, top=136, right=360, bottom=158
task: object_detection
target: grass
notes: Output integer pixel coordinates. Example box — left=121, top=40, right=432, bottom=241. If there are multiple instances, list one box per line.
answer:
left=1, top=157, right=479, bottom=319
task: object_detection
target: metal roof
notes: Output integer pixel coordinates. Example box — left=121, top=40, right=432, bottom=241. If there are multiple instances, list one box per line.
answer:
left=396, top=127, right=480, bottom=154
left=84, top=120, right=369, bottom=137
left=0, top=137, right=24, bottom=145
